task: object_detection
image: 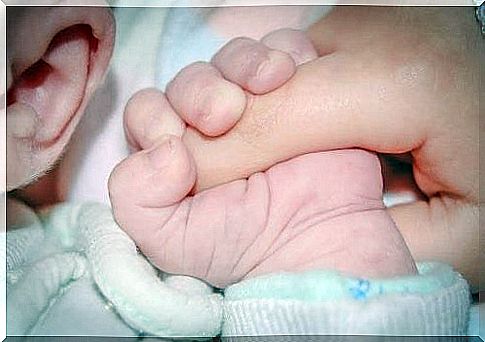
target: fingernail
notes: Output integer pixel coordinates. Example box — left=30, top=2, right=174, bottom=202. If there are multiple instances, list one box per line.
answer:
left=256, top=50, right=288, bottom=79
left=146, top=135, right=176, bottom=169
left=253, top=55, right=271, bottom=81
left=250, top=50, right=295, bottom=94
left=200, top=88, right=217, bottom=124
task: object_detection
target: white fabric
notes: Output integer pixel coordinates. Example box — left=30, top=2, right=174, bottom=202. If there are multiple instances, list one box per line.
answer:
left=7, top=202, right=222, bottom=337
left=222, top=277, right=471, bottom=336
left=7, top=202, right=473, bottom=337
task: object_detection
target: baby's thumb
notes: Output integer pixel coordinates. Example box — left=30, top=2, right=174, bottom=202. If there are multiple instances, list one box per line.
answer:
left=108, top=135, right=196, bottom=239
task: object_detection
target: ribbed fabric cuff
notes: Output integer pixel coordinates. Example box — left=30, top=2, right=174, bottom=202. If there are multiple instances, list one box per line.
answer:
left=222, top=263, right=470, bottom=336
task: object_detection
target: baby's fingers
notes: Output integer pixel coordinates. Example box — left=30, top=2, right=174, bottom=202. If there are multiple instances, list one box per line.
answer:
left=166, top=62, right=246, bottom=137
left=165, top=30, right=316, bottom=138
left=124, top=88, right=185, bottom=150
left=261, top=28, right=318, bottom=66
left=108, top=135, right=196, bottom=241
left=211, top=37, right=295, bottom=95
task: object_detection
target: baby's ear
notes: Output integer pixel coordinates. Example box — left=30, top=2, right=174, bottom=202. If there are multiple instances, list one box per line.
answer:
left=6, top=7, right=115, bottom=190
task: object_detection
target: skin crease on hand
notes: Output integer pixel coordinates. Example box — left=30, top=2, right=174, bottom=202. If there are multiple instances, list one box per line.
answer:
left=110, top=137, right=417, bottom=289
left=116, top=7, right=481, bottom=288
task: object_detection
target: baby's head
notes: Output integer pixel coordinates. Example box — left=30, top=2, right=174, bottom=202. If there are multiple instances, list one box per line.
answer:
left=6, top=4, right=115, bottom=191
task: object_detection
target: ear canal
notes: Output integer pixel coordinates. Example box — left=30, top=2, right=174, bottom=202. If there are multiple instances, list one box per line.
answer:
left=7, top=24, right=96, bottom=145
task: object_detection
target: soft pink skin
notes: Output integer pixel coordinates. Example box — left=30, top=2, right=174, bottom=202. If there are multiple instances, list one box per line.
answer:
left=110, top=29, right=417, bottom=289
left=110, top=137, right=416, bottom=289
left=6, top=6, right=115, bottom=191
left=164, top=30, right=305, bottom=139
left=125, top=29, right=318, bottom=153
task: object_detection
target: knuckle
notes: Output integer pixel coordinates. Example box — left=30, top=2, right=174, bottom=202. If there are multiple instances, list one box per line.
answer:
left=180, top=61, right=214, bottom=79
left=224, top=36, right=255, bottom=51
left=218, top=37, right=267, bottom=67
left=168, top=62, right=209, bottom=93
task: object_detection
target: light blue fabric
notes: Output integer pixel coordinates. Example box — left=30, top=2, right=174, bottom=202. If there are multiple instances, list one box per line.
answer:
left=7, top=202, right=222, bottom=337
left=467, top=302, right=483, bottom=338
left=224, top=262, right=463, bottom=302
left=156, top=7, right=226, bottom=90
left=7, top=201, right=475, bottom=337
left=223, top=263, right=471, bottom=336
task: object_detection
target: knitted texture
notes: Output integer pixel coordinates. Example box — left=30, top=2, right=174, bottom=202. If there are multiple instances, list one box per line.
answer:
left=222, top=263, right=470, bottom=336
left=7, top=202, right=472, bottom=337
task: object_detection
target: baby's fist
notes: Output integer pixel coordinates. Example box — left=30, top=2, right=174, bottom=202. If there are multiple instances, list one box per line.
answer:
left=123, top=29, right=318, bottom=154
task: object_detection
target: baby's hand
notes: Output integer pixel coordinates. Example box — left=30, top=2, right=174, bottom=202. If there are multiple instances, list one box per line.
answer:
left=123, top=28, right=316, bottom=151
left=109, top=134, right=415, bottom=288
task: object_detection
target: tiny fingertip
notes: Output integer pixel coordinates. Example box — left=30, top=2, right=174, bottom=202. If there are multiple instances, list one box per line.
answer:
left=249, top=50, right=295, bottom=94
left=197, top=83, right=246, bottom=137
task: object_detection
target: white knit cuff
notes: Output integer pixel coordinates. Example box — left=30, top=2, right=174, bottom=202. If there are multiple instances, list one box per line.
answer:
left=222, top=263, right=471, bottom=336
